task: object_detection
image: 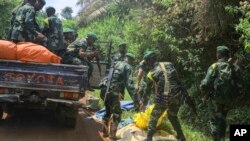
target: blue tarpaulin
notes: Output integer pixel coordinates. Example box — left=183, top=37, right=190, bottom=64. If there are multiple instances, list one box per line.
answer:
left=95, top=100, right=134, bottom=120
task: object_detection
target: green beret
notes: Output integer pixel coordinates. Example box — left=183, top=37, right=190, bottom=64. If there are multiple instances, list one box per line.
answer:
left=217, top=45, right=229, bottom=53
left=143, top=51, right=156, bottom=60
left=126, top=53, right=135, bottom=60
left=46, top=6, right=55, bottom=13
left=63, top=28, right=75, bottom=33
left=119, top=42, right=127, bottom=48
left=87, top=32, right=98, bottom=41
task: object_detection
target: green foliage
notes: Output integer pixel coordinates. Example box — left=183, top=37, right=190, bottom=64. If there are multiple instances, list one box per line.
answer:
left=0, top=0, right=21, bottom=38
left=62, top=19, right=79, bottom=31
left=35, top=11, right=47, bottom=29
left=61, top=6, right=73, bottom=19
left=236, top=1, right=250, bottom=53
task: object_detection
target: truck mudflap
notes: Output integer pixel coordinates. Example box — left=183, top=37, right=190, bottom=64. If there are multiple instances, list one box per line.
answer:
left=0, top=94, right=81, bottom=107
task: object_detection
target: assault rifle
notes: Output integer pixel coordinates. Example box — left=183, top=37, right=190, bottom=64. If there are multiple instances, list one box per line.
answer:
left=103, top=60, right=115, bottom=102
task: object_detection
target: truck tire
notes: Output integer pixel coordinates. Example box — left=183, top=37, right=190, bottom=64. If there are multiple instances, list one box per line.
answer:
left=56, top=105, right=78, bottom=128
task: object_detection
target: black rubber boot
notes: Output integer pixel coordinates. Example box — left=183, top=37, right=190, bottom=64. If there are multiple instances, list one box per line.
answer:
left=109, top=121, right=120, bottom=141
left=102, top=118, right=110, bottom=137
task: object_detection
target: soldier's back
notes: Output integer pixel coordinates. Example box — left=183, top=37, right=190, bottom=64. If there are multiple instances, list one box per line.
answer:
left=11, top=3, right=36, bottom=42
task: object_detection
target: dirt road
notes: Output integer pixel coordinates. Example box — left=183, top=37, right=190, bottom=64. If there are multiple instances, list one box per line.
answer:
left=0, top=108, right=107, bottom=141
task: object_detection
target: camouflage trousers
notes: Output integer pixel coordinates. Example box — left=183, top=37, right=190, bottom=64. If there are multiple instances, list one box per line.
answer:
left=208, top=99, right=228, bottom=139
left=147, top=103, right=185, bottom=139
left=103, top=93, right=122, bottom=122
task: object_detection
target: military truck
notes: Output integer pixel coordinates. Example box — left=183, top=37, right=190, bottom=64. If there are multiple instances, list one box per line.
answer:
left=0, top=60, right=88, bottom=128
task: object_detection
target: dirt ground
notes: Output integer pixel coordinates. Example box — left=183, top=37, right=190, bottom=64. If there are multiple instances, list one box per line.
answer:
left=0, top=108, right=107, bottom=141
left=0, top=93, right=108, bottom=141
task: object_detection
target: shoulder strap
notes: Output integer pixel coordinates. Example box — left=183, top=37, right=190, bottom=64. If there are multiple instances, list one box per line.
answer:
left=159, top=62, right=170, bottom=96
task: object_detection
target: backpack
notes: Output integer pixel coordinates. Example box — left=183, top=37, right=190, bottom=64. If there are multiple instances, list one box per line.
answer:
left=213, top=59, right=242, bottom=99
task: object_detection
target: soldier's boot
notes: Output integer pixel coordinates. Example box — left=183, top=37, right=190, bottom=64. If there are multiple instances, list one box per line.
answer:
left=109, top=121, right=120, bottom=141
left=102, top=118, right=110, bottom=137
left=144, top=132, right=153, bottom=141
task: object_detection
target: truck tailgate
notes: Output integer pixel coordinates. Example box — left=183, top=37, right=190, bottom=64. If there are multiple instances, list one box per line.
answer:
left=0, top=60, right=88, bottom=93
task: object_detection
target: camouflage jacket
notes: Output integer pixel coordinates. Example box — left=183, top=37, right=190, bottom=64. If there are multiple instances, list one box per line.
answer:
left=100, top=61, right=135, bottom=96
left=65, top=38, right=96, bottom=59
left=10, top=3, right=38, bottom=42
left=43, top=15, right=64, bottom=51
left=146, top=62, right=182, bottom=105
left=200, top=58, right=241, bottom=103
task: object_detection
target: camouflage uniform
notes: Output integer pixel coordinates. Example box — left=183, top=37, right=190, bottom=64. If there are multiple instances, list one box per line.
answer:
left=63, top=28, right=76, bottom=48
left=7, top=1, right=26, bottom=40
left=43, top=14, right=64, bottom=56
left=200, top=46, right=241, bottom=141
left=101, top=59, right=135, bottom=139
left=63, top=38, right=97, bottom=85
left=10, top=3, right=38, bottom=42
left=63, top=38, right=89, bottom=64
left=145, top=62, right=185, bottom=141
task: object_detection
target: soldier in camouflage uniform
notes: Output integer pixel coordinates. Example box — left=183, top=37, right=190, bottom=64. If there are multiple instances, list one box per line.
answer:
left=100, top=53, right=136, bottom=140
left=144, top=51, right=186, bottom=141
left=9, top=0, right=46, bottom=43
left=200, top=46, right=241, bottom=141
left=63, top=28, right=77, bottom=48
left=112, top=42, right=127, bottom=63
left=110, top=42, right=128, bottom=98
left=63, top=32, right=100, bottom=91
left=43, top=6, right=64, bottom=57
left=7, top=0, right=27, bottom=40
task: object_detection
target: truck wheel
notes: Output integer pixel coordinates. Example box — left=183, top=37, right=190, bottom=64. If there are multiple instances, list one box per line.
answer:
left=64, top=117, right=77, bottom=128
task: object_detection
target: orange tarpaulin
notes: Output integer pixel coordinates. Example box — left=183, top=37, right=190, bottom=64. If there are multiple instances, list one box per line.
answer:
left=0, top=40, right=61, bottom=64
left=0, top=40, right=17, bottom=60
left=16, top=42, right=61, bottom=64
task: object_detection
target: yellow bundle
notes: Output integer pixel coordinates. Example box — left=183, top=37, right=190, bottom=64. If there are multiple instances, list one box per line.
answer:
left=134, top=105, right=167, bottom=129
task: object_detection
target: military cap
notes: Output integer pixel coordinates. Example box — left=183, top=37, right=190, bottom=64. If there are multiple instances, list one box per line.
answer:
left=63, top=28, right=75, bottom=33
left=143, top=51, right=156, bottom=60
left=217, top=45, right=229, bottom=53
left=119, top=42, right=127, bottom=48
left=87, top=32, right=98, bottom=41
left=126, top=53, right=135, bottom=60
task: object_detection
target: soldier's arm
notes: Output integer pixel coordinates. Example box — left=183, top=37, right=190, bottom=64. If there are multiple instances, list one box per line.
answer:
left=136, top=66, right=144, bottom=90
left=200, top=64, right=216, bottom=91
